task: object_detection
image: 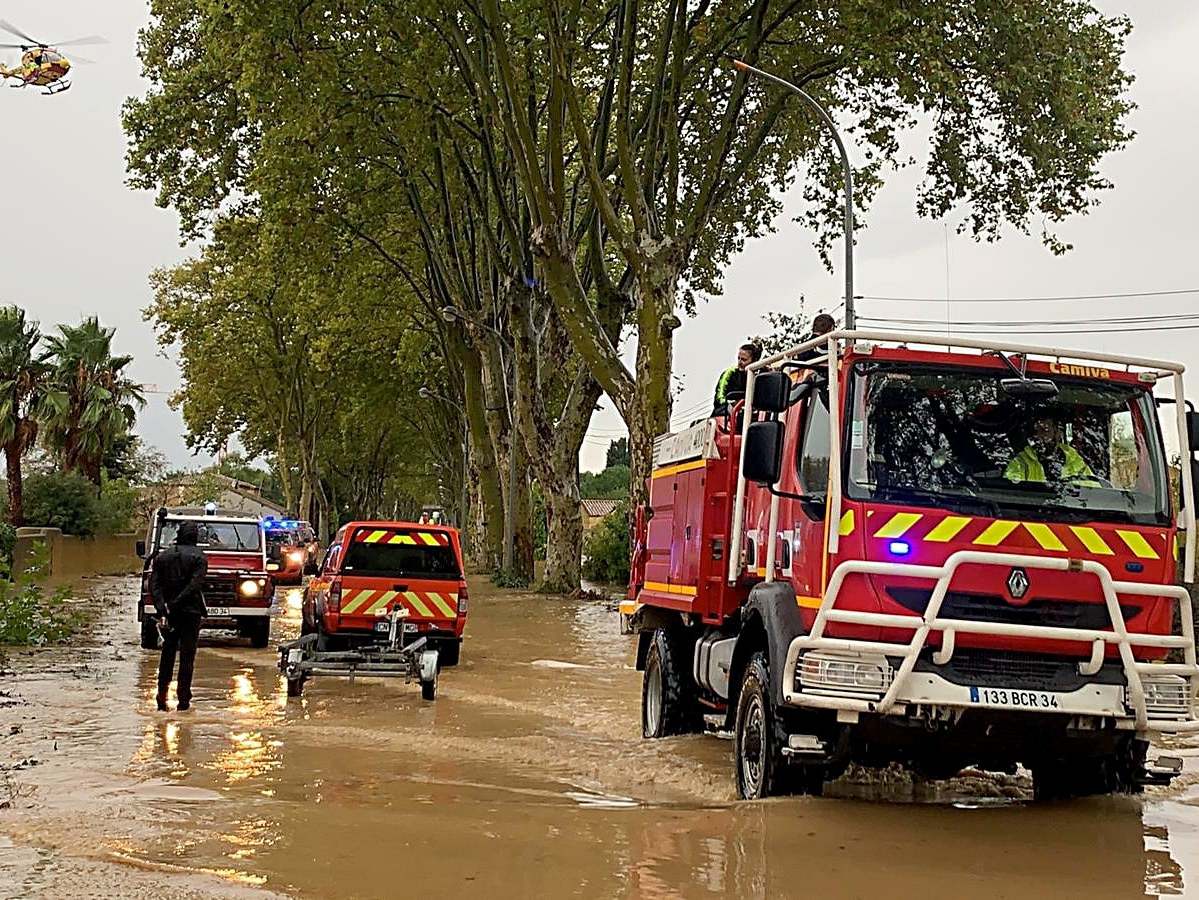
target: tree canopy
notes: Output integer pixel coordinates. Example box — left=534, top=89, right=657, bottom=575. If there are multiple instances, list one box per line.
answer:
left=125, top=0, right=1137, bottom=588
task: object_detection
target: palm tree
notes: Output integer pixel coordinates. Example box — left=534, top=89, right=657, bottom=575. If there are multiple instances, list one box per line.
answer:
left=41, top=317, right=146, bottom=485
left=0, top=306, right=49, bottom=524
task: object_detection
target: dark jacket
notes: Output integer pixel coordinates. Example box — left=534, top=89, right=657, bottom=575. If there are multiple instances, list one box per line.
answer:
left=150, top=545, right=209, bottom=619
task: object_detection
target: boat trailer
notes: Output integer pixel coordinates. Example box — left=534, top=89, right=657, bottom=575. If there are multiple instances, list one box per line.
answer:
left=278, top=607, right=440, bottom=700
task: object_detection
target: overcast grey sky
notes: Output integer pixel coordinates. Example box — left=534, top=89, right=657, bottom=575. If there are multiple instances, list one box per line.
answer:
left=1, top=3, right=1195, bottom=474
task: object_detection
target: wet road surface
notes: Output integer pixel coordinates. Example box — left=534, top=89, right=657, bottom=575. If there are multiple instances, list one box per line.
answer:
left=1, top=576, right=1198, bottom=897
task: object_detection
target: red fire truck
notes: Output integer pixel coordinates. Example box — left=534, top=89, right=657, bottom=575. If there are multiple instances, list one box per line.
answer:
left=137, top=505, right=275, bottom=649
left=625, top=331, right=1199, bottom=800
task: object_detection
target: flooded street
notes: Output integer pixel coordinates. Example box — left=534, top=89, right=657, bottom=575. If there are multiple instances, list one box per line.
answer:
left=2, top=576, right=1199, bottom=897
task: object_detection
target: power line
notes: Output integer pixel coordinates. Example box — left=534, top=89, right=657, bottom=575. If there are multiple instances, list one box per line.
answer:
left=863, top=321, right=1199, bottom=336
left=859, top=288, right=1199, bottom=303
left=860, top=313, right=1199, bottom=328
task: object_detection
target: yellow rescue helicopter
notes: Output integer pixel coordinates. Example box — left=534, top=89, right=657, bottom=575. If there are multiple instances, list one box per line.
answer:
left=0, top=19, right=106, bottom=95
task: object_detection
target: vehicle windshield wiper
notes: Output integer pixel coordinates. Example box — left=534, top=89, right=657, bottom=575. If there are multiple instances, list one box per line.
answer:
left=867, top=484, right=1000, bottom=518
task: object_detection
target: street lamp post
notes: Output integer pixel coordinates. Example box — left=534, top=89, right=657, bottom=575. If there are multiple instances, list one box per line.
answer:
left=441, top=306, right=517, bottom=571
left=733, top=60, right=856, bottom=328
left=419, top=386, right=469, bottom=537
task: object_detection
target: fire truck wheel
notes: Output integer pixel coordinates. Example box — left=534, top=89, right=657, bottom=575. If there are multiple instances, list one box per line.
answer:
left=642, top=628, right=700, bottom=738
left=1032, top=740, right=1146, bottom=801
left=735, top=651, right=808, bottom=800
left=247, top=618, right=271, bottom=649
left=139, top=617, right=159, bottom=650
left=286, top=675, right=306, bottom=698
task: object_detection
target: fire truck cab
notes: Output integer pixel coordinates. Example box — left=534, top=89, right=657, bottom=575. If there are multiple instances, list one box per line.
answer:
left=137, top=505, right=275, bottom=649
left=626, top=330, right=1199, bottom=800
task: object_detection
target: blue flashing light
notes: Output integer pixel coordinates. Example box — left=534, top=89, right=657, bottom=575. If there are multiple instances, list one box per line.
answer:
left=888, top=540, right=911, bottom=556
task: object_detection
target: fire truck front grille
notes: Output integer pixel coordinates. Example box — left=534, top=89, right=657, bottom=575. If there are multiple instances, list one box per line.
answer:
left=913, top=650, right=1127, bottom=692
left=203, top=579, right=238, bottom=604
left=885, top=587, right=1140, bottom=631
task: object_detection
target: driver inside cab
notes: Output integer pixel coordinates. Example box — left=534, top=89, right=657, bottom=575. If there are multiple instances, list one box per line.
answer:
left=1005, top=412, right=1097, bottom=485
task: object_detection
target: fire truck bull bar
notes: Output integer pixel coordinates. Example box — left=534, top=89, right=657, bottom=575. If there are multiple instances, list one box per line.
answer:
left=781, top=550, right=1199, bottom=733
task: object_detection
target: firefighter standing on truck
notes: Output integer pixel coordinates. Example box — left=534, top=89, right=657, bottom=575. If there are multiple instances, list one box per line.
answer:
left=712, top=343, right=762, bottom=416
left=151, top=521, right=208, bottom=711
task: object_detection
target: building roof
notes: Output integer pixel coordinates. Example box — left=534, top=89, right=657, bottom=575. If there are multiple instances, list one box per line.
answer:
left=581, top=499, right=620, bottom=518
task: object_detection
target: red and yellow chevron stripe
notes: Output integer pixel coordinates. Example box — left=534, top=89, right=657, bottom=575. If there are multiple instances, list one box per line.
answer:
left=353, top=528, right=450, bottom=547
left=338, top=588, right=460, bottom=619
left=839, top=508, right=1168, bottom=561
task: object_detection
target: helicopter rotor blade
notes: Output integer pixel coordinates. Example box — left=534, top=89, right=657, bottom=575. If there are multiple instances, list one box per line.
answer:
left=66, top=53, right=96, bottom=65
left=0, top=43, right=28, bottom=50
left=0, top=19, right=42, bottom=46
left=51, top=35, right=108, bottom=48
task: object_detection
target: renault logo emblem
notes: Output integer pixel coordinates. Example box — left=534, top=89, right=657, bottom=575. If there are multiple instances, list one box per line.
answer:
left=1007, top=567, right=1030, bottom=602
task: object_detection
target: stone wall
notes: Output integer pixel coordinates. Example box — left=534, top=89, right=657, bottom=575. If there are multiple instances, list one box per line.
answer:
left=14, top=528, right=142, bottom=581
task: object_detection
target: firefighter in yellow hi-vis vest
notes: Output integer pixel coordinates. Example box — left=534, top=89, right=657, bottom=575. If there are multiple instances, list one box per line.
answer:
left=1005, top=412, right=1097, bottom=484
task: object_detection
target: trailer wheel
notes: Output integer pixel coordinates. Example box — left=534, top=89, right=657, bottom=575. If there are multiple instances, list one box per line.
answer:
left=438, top=640, right=460, bottom=668
left=286, top=674, right=306, bottom=698
left=421, top=670, right=438, bottom=702
left=736, top=651, right=816, bottom=799
left=139, top=617, right=158, bottom=650
left=642, top=628, right=700, bottom=738
left=247, top=618, right=271, bottom=649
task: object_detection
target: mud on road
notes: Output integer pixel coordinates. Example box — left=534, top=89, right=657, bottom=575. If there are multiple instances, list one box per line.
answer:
left=1, top=576, right=1198, bottom=898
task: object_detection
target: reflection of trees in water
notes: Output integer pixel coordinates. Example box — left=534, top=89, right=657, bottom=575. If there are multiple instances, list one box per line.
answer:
left=865, top=372, right=1148, bottom=494
left=867, top=375, right=1014, bottom=491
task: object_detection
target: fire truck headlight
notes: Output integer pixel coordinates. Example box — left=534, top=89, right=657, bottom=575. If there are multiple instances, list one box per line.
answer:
left=799, top=652, right=893, bottom=696
left=1141, top=674, right=1189, bottom=718
left=238, top=579, right=262, bottom=598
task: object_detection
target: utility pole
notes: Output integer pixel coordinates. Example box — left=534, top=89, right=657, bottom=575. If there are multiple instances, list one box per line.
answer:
left=733, top=60, right=856, bottom=328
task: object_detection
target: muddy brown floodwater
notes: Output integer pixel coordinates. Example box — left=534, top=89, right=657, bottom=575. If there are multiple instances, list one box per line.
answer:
left=3, top=577, right=1199, bottom=897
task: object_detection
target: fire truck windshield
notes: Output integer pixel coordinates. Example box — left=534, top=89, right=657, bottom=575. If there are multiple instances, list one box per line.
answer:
left=158, top=520, right=262, bottom=551
left=846, top=364, right=1170, bottom=526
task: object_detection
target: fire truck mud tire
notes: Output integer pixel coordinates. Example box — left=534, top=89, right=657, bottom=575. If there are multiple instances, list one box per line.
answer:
left=642, top=628, right=700, bottom=738
left=735, top=651, right=824, bottom=800
left=245, top=618, right=271, bottom=649
left=139, top=618, right=158, bottom=650
left=1032, top=739, right=1147, bottom=801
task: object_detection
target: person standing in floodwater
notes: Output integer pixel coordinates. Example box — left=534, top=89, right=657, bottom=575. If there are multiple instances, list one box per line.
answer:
left=151, top=520, right=208, bottom=711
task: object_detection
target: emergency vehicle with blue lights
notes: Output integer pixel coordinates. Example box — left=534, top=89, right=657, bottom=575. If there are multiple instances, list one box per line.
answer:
left=136, top=505, right=275, bottom=649
left=624, top=330, right=1199, bottom=800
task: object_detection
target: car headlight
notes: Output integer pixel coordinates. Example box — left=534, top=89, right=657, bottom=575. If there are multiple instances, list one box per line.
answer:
left=798, top=651, right=893, bottom=696
left=238, top=579, right=262, bottom=597
left=287, top=550, right=304, bottom=563
left=1141, top=674, right=1190, bottom=718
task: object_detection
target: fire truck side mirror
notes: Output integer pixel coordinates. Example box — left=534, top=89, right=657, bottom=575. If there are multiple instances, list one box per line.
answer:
left=752, top=371, right=791, bottom=414
left=743, top=420, right=785, bottom=485
left=135, top=540, right=146, bottom=558
left=1187, top=410, right=1199, bottom=453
